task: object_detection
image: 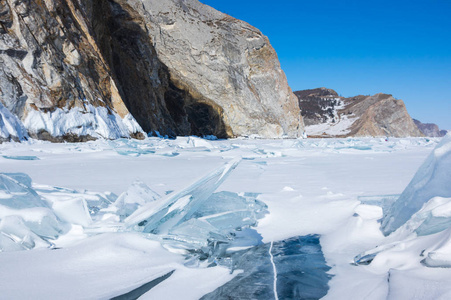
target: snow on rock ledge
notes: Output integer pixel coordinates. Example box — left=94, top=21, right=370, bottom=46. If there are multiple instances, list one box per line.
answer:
left=23, top=105, right=144, bottom=141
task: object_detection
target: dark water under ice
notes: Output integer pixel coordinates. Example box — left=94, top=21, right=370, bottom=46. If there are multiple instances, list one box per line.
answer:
left=202, top=235, right=331, bottom=300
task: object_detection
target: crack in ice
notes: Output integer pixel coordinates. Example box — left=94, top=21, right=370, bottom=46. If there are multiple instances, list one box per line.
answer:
left=269, top=241, right=279, bottom=300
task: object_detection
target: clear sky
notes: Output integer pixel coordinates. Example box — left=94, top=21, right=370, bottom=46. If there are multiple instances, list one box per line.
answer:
left=199, top=0, right=451, bottom=130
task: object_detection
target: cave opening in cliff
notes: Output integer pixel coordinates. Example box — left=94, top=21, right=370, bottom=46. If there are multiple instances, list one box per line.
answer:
left=185, top=102, right=228, bottom=139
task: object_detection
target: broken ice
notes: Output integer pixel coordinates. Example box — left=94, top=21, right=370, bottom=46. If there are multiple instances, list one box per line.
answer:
left=125, top=158, right=242, bottom=235
left=0, top=173, right=65, bottom=251
left=122, top=158, right=271, bottom=259
left=112, top=180, right=161, bottom=221
left=381, top=134, right=451, bottom=235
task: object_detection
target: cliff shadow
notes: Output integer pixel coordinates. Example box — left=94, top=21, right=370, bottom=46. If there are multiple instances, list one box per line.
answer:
left=88, top=0, right=229, bottom=138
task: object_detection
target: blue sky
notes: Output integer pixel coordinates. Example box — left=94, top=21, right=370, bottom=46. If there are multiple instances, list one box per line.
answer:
left=200, top=0, right=451, bottom=129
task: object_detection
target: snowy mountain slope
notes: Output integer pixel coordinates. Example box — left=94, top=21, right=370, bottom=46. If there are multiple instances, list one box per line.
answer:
left=2, top=136, right=451, bottom=298
left=296, top=88, right=423, bottom=138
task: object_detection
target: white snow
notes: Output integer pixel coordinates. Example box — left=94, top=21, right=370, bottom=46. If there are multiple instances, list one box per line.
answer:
left=0, top=135, right=450, bottom=298
left=305, top=114, right=358, bottom=136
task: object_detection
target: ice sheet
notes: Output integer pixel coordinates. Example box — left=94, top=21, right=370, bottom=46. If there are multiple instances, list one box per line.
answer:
left=0, top=136, right=445, bottom=298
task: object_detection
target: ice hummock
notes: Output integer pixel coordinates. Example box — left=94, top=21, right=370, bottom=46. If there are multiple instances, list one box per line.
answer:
left=0, top=173, right=66, bottom=251
left=354, top=134, right=451, bottom=268
left=163, top=192, right=268, bottom=259
left=122, top=158, right=270, bottom=259
left=113, top=180, right=161, bottom=220
left=124, top=158, right=242, bottom=234
left=0, top=158, right=270, bottom=259
left=381, top=134, right=451, bottom=235
left=0, top=173, right=123, bottom=251
left=0, top=215, right=51, bottom=251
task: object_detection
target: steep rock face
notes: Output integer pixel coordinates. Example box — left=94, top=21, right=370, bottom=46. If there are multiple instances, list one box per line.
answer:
left=134, top=0, right=303, bottom=138
left=0, top=0, right=144, bottom=141
left=413, top=119, right=447, bottom=137
left=0, top=0, right=303, bottom=141
left=296, top=88, right=423, bottom=137
left=85, top=0, right=212, bottom=138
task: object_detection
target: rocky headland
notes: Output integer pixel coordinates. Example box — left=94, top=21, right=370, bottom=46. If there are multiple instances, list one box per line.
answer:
left=413, top=119, right=447, bottom=137
left=0, top=0, right=302, bottom=142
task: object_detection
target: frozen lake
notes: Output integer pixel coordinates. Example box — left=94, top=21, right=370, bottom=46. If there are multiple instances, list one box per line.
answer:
left=1, top=136, right=450, bottom=299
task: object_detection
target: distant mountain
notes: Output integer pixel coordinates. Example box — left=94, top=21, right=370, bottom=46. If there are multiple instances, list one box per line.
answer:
left=413, top=119, right=447, bottom=137
left=295, top=88, right=424, bottom=138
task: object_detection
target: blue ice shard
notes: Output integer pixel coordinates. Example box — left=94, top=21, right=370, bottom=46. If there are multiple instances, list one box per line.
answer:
left=124, top=158, right=241, bottom=235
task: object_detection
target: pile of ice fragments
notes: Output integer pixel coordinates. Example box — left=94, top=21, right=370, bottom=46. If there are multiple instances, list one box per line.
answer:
left=0, top=158, right=269, bottom=263
left=355, top=134, right=451, bottom=268
left=0, top=155, right=333, bottom=298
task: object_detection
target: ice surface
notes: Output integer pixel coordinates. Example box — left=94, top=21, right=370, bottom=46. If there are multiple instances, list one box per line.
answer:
left=0, top=136, right=445, bottom=298
left=194, top=191, right=267, bottom=230
left=358, top=194, right=400, bottom=217
left=382, top=134, right=451, bottom=235
left=35, top=184, right=116, bottom=218
left=162, top=192, right=268, bottom=259
left=52, top=197, right=92, bottom=227
left=0, top=173, right=49, bottom=209
left=202, top=235, right=331, bottom=300
left=0, top=215, right=51, bottom=251
left=0, top=174, right=68, bottom=248
left=2, top=155, right=39, bottom=160
left=109, top=138, right=156, bottom=156
left=113, top=180, right=161, bottom=220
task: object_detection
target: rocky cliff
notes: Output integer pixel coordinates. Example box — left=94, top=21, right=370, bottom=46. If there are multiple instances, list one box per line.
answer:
left=296, top=88, right=423, bottom=138
left=0, top=0, right=302, bottom=142
left=413, top=119, right=447, bottom=137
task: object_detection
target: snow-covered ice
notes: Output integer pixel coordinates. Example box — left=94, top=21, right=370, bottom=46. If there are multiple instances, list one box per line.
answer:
left=382, top=134, right=451, bottom=235
left=0, top=135, right=450, bottom=299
